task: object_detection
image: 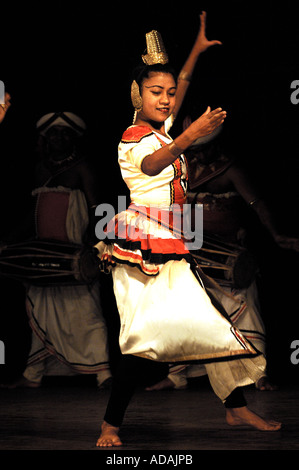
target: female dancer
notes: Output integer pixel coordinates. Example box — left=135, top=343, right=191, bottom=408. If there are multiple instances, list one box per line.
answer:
left=96, top=12, right=281, bottom=446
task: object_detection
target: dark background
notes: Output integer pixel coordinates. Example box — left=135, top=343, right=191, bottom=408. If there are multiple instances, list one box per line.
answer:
left=0, top=1, right=298, bottom=384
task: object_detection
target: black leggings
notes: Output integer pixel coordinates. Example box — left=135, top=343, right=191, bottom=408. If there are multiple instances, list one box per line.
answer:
left=104, top=355, right=247, bottom=427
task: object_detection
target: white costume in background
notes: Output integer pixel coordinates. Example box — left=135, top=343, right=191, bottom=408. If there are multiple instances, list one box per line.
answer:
left=24, top=187, right=111, bottom=387
left=166, top=168, right=267, bottom=389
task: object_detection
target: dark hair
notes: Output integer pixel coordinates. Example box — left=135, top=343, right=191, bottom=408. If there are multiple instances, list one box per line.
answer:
left=132, top=63, right=177, bottom=88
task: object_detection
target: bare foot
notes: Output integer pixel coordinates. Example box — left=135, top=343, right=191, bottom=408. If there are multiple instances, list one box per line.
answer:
left=146, top=378, right=175, bottom=391
left=0, top=376, right=41, bottom=389
left=96, top=421, right=123, bottom=447
left=226, top=406, right=281, bottom=431
left=256, top=376, right=278, bottom=391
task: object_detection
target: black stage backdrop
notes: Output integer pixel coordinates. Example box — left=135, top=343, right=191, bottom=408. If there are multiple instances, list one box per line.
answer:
left=0, top=1, right=298, bottom=384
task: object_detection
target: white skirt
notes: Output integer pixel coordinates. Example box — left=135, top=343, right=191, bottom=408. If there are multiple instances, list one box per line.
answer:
left=96, top=205, right=266, bottom=401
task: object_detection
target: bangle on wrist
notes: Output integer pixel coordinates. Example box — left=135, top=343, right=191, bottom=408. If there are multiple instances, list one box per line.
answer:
left=168, top=141, right=184, bottom=157
left=178, top=70, right=192, bottom=82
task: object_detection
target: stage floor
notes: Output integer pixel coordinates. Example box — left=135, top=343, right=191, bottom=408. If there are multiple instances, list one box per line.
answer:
left=0, top=376, right=297, bottom=452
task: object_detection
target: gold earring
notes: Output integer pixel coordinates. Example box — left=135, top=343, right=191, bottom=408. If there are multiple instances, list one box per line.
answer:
left=131, top=80, right=143, bottom=111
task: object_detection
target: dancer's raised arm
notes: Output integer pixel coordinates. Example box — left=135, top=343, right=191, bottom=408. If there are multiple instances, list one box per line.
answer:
left=173, top=11, right=222, bottom=118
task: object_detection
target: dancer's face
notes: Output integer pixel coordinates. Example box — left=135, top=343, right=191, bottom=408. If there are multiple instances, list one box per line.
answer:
left=139, top=72, right=176, bottom=124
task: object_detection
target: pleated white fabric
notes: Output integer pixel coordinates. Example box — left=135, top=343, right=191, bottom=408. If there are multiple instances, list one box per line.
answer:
left=96, top=121, right=266, bottom=401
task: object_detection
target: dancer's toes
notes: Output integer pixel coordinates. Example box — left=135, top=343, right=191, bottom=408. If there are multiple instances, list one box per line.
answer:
left=226, top=406, right=282, bottom=431
left=146, top=378, right=175, bottom=391
left=256, top=376, right=278, bottom=391
left=0, top=376, right=41, bottom=389
left=96, top=422, right=123, bottom=447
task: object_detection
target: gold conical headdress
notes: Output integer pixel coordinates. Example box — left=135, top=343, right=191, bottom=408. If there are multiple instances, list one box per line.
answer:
left=131, top=30, right=169, bottom=123
left=141, top=30, right=169, bottom=65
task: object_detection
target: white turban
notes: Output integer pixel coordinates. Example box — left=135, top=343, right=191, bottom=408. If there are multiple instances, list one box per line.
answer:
left=36, top=112, right=86, bottom=136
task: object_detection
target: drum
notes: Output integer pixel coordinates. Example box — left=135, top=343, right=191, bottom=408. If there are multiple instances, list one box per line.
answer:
left=0, top=239, right=100, bottom=286
left=192, top=235, right=258, bottom=289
